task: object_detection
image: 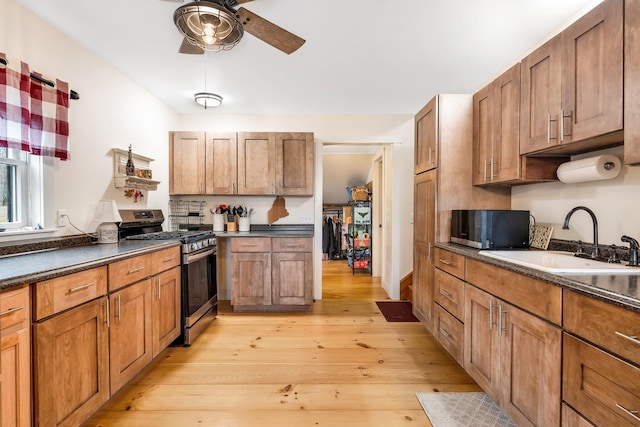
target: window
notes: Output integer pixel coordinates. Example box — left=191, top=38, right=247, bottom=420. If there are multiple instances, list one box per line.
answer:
left=0, top=147, right=42, bottom=230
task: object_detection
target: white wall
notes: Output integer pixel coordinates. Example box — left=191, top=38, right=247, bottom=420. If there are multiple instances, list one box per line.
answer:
left=178, top=115, right=416, bottom=299
left=512, top=146, right=640, bottom=247
left=2, top=0, right=417, bottom=300
left=2, top=0, right=179, bottom=240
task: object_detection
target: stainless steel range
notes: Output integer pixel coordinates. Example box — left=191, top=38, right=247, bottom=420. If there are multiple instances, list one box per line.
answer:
left=119, top=209, right=217, bottom=346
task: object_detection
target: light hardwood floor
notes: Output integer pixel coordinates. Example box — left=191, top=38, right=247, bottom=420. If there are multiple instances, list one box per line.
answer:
left=86, top=259, right=479, bottom=426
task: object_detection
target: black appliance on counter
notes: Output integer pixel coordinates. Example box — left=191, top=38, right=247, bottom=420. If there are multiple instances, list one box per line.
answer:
left=450, top=209, right=530, bottom=249
left=118, top=209, right=217, bottom=346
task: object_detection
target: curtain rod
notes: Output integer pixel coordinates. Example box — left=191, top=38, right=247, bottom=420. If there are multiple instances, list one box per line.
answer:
left=0, top=57, right=79, bottom=100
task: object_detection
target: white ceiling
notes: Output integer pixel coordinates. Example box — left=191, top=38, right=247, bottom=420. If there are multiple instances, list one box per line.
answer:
left=16, top=0, right=603, bottom=115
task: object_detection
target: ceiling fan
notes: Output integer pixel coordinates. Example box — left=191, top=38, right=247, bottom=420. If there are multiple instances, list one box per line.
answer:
left=167, top=0, right=305, bottom=55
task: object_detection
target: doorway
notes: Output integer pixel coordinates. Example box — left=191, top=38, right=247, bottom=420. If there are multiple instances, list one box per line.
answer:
left=317, top=143, right=391, bottom=300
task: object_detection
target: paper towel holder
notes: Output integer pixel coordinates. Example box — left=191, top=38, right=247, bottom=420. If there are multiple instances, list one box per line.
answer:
left=556, top=154, right=621, bottom=184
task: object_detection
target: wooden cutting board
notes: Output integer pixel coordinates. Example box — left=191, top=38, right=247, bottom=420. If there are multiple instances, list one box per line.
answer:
left=268, top=196, right=289, bottom=225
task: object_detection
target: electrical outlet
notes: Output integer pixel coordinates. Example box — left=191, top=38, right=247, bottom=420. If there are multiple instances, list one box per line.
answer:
left=56, top=209, right=67, bottom=227
left=299, top=215, right=312, bottom=224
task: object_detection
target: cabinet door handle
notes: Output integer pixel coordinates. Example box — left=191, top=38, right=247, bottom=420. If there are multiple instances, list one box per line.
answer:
left=547, top=114, right=558, bottom=143
left=490, top=158, right=495, bottom=180
left=484, top=160, right=489, bottom=181
left=157, top=277, right=162, bottom=300
left=439, top=327, right=451, bottom=339
left=615, top=331, right=640, bottom=346
left=0, top=306, right=23, bottom=317
left=561, top=109, right=572, bottom=142
left=489, top=300, right=496, bottom=330
left=439, top=288, right=452, bottom=298
left=117, top=295, right=121, bottom=321
left=127, top=266, right=145, bottom=275
left=105, top=299, right=110, bottom=328
left=498, top=304, right=507, bottom=337
left=438, top=259, right=452, bottom=265
left=162, top=256, right=176, bottom=263
left=616, top=404, right=640, bottom=422
left=68, top=282, right=95, bottom=293
left=428, top=147, right=433, bottom=165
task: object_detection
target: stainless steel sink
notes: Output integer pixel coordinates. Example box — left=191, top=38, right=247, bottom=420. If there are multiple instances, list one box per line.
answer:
left=479, top=250, right=640, bottom=275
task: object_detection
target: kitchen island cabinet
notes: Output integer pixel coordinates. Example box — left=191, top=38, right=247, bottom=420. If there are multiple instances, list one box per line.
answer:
left=1, top=285, right=31, bottom=427
left=520, top=0, right=623, bottom=156
left=230, top=236, right=313, bottom=312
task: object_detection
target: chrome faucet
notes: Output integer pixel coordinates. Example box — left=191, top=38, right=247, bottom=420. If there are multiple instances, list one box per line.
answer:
left=562, top=206, right=601, bottom=259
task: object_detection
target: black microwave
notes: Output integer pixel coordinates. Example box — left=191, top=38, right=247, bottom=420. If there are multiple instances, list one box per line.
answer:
left=450, top=210, right=530, bottom=249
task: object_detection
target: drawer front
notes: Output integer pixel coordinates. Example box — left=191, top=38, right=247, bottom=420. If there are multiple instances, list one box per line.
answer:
left=434, top=269, right=465, bottom=320
left=434, top=304, right=464, bottom=367
left=562, top=403, right=596, bottom=427
left=230, top=237, right=272, bottom=252
left=563, top=334, right=640, bottom=426
left=0, top=285, right=29, bottom=329
left=272, top=237, right=312, bottom=252
left=34, top=267, right=107, bottom=320
left=108, top=254, right=152, bottom=291
left=564, top=290, right=640, bottom=367
left=151, top=246, right=181, bottom=275
left=466, top=258, right=562, bottom=325
left=434, top=248, right=465, bottom=279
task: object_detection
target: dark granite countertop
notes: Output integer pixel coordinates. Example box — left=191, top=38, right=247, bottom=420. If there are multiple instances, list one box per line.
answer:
left=435, top=242, right=640, bottom=313
left=214, top=224, right=315, bottom=238
left=0, top=240, right=180, bottom=291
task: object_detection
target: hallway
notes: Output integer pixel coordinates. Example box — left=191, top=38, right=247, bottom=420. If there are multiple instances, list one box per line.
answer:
left=86, top=260, right=478, bottom=426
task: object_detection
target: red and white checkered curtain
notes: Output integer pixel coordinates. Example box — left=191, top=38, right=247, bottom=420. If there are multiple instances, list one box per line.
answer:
left=0, top=53, right=70, bottom=160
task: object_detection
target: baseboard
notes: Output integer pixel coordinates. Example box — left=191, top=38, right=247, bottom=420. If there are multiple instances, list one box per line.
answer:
left=400, top=271, right=413, bottom=302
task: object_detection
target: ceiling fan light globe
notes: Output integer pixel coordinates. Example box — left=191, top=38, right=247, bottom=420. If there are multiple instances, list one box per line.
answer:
left=174, top=1, right=243, bottom=52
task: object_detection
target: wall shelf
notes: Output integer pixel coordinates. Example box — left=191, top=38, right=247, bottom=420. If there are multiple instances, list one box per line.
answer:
left=111, top=148, right=160, bottom=191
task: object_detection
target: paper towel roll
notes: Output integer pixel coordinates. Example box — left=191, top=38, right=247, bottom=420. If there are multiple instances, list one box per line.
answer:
left=556, top=154, right=621, bottom=183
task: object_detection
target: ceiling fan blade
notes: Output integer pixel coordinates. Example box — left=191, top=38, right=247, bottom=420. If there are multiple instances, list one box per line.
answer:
left=179, top=37, right=205, bottom=54
left=235, top=7, right=305, bottom=55
left=227, top=0, right=254, bottom=5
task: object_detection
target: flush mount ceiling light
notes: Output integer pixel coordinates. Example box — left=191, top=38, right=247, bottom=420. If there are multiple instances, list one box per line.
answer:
left=174, top=1, right=244, bottom=52
left=194, top=92, right=223, bottom=108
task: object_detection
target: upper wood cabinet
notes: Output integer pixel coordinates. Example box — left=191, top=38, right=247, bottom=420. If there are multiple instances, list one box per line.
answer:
left=170, top=131, right=314, bottom=196
left=276, top=132, right=314, bottom=196
left=472, top=65, right=523, bottom=185
left=237, top=132, right=276, bottom=195
left=205, top=132, right=238, bottom=194
left=520, top=0, right=623, bottom=155
left=625, top=0, right=640, bottom=165
left=170, top=131, right=206, bottom=195
left=414, top=97, right=438, bottom=173
left=473, top=64, right=565, bottom=186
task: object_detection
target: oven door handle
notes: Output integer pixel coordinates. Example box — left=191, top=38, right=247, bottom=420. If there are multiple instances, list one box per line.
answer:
left=184, top=247, right=216, bottom=264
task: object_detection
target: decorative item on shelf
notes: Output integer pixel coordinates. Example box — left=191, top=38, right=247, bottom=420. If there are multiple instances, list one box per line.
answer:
left=111, top=148, right=160, bottom=191
left=350, top=186, right=369, bottom=201
left=94, top=200, right=122, bottom=244
left=126, top=144, right=135, bottom=176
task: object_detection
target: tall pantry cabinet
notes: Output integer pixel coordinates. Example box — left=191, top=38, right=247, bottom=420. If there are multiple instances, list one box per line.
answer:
left=413, top=94, right=510, bottom=333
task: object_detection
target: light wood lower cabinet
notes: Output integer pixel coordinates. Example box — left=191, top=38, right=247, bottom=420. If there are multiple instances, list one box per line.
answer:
left=231, top=237, right=313, bottom=311
left=152, top=266, right=181, bottom=357
left=34, top=298, right=109, bottom=427
left=1, top=285, right=31, bottom=427
left=31, top=246, right=181, bottom=426
left=109, top=279, right=153, bottom=394
left=464, top=283, right=561, bottom=427
left=563, top=334, right=640, bottom=426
